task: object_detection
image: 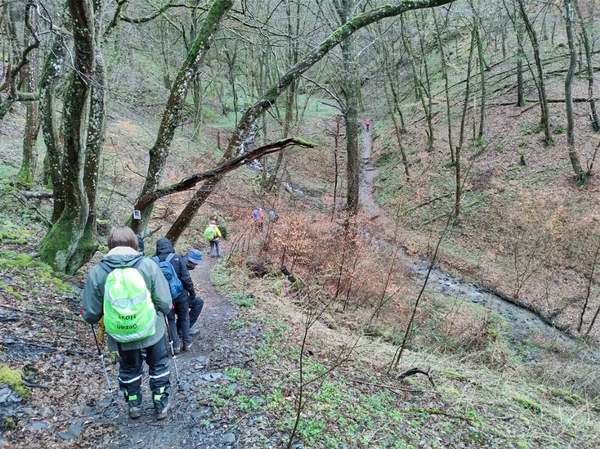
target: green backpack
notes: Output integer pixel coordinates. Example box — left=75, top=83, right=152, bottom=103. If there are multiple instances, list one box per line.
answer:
left=204, top=225, right=216, bottom=242
left=99, top=259, right=156, bottom=343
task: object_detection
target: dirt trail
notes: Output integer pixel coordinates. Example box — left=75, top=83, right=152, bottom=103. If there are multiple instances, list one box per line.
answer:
left=360, top=127, right=379, bottom=218
left=358, top=126, right=599, bottom=363
left=89, top=254, right=261, bottom=448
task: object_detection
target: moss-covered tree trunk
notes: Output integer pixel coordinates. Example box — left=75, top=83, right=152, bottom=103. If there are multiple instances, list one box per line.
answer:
left=39, top=0, right=95, bottom=274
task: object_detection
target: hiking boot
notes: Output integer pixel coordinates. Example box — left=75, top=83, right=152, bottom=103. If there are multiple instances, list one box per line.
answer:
left=182, top=342, right=193, bottom=352
left=155, top=400, right=169, bottom=420
left=173, top=345, right=181, bottom=355
left=128, top=405, right=142, bottom=419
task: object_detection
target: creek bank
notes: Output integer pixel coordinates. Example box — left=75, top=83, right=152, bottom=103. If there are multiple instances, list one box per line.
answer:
left=411, top=259, right=600, bottom=363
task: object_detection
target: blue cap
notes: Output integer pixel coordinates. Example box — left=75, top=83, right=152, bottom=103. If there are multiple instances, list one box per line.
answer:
left=188, top=249, right=203, bottom=264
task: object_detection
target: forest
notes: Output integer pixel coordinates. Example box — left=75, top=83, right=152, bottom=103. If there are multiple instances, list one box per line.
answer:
left=1, top=0, right=600, bottom=447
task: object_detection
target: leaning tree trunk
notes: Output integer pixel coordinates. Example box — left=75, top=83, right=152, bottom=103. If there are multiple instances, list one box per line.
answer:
left=39, top=0, right=95, bottom=274
left=161, top=0, right=457, bottom=243
left=564, top=0, right=585, bottom=182
left=132, top=0, right=235, bottom=234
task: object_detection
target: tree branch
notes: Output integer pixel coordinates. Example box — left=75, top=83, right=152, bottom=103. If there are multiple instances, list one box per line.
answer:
left=135, top=137, right=315, bottom=211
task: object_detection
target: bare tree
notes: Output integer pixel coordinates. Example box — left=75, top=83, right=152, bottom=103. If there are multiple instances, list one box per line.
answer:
left=564, top=0, right=586, bottom=183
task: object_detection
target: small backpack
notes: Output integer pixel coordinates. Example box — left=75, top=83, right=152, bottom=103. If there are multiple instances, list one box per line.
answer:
left=204, top=225, right=216, bottom=242
left=99, top=260, right=156, bottom=343
left=152, top=253, right=184, bottom=299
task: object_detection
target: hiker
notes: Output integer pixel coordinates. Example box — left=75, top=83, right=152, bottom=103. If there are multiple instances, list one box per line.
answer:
left=251, top=207, right=264, bottom=231
left=136, top=234, right=145, bottom=255
left=269, top=209, right=276, bottom=220
left=364, top=118, right=371, bottom=132
left=155, top=238, right=196, bottom=354
left=82, top=226, right=172, bottom=420
left=184, top=249, right=205, bottom=335
left=204, top=220, right=222, bottom=257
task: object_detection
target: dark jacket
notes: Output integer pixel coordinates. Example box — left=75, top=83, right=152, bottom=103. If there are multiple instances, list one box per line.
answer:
left=83, top=246, right=172, bottom=351
left=155, top=238, right=196, bottom=299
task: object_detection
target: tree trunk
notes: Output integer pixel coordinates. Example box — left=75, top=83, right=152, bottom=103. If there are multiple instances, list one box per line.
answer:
left=574, top=0, right=600, bottom=131
left=516, top=13, right=526, bottom=107
left=433, top=9, right=455, bottom=164
left=474, top=18, right=486, bottom=140
left=39, top=34, right=66, bottom=218
left=455, top=26, right=476, bottom=220
left=564, top=0, right=585, bottom=181
left=132, top=0, right=235, bottom=234
left=518, top=0, right=553, bottom=145
left=401, top=13, right=434, bottom=152
left=39, top=0, right=95, bottom=274
left=342, top=38, right=360, bottom=217
left=16, top=65, right=40, bottom=188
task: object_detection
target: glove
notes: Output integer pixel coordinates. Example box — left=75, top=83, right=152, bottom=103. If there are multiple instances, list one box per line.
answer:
left=97, top=316, right=105, bottom=343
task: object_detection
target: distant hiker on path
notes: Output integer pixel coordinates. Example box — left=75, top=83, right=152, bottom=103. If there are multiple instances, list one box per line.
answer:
left=82, top=226, right=172, bottom=420
left=184, top=249, right=204, bottom=335
left=204, top=220, right=222, bottom=257
left=155, top=238, right=196, bottom=354
left=364, top=118, right=371, bottom=132
left=252, top=207, right=264, bottom=231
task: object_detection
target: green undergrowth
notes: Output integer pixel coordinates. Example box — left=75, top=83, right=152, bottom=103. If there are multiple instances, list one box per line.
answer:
left=208, top=256, right=600, bottom=448
left=0, top=249, right=74, bottom=299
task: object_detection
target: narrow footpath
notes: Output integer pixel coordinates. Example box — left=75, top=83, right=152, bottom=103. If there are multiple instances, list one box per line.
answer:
left=357, top=123, right=598, bottom=364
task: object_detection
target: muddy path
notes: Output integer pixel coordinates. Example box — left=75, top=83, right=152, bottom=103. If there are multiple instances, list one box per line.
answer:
left=90, top=254, right=267, bottom=448
left=358, top=127, right=599, bottom=363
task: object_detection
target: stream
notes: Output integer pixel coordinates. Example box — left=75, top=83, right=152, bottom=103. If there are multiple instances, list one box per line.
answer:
left=360, top=127, right=599, bottom=364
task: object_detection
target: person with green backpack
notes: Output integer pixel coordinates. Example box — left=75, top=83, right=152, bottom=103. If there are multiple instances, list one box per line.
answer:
left=204, top=220, right=222, bottom=257
left=82, top=226, right=173, bottom=420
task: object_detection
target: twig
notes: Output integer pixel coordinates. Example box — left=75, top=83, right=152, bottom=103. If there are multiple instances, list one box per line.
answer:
left=397, top=366, right=436, bottom=388
left=22, top=380, right=48, bottom=389
left=12, top=193, right=52, bottom=227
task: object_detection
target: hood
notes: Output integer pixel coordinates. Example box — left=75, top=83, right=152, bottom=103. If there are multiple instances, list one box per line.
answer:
left=156, top=237, right=175, bottom=256
left=101, top=246, right=145, bottom=269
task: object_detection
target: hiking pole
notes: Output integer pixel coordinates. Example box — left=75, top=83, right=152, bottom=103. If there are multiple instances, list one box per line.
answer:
left=90, top=323, right=116, bottom=404
left=164, top=315, right=180, bottom=384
